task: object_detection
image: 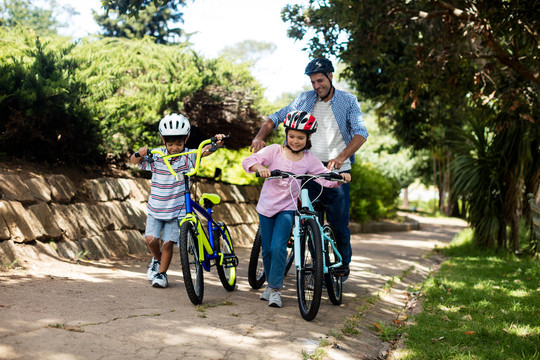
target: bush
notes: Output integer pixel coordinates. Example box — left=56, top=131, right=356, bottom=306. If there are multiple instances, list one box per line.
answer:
left=349, top=161, right=400, bottom=222
left=0, top=27, right=102, bottom=163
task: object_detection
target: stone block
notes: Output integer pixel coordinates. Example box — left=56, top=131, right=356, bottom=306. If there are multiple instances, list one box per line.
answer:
left=56, top=239, right=83, bottom=260
left=0, top=211, right=10, bottom=240
left=0, top=240, right=18, bottom=266
left=124, top=229, right=148, bottom=255
left=71, top=203, right=102, bottom=237
left=28, top=202, right=62, bottom=239
left=102, top=231, right=131, bottom=258
left=82, top=178, right=132, bottom=202
left=89, top=203, right=118, bottom=230
left=236, top=203, right=258, bottom=223
left=80, top=179, right=108, bottom=201
left=237, top=185, right=261, bottom=203
left=102, top=202, right=133, bottom=230
left=0, top=200, right=37, bottom=243
left=227, top=184, right=246, bottom=203
left=226, top=203, right=248, bottom=225
left=124, top=200, right=147, bottom=231
left=50, top=204, right=82, bottom=241
left=126, top=179, right=147, bottom=202
left=0, top=174, right=34, bottom=203
left=23, top=175, right=52, bottom=203
left=46, top=174, right=76, bottom=203
left=132, top=178, right=150, bottom=201
left=79, top=235, right=114, bottom=260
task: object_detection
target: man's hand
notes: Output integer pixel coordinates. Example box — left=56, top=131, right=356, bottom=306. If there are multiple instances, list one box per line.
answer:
left=250, top=137, right=266, bottom=153
left=327, top=157, right=344, bottom=171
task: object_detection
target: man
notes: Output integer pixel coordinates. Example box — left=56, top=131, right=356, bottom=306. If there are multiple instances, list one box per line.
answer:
left=250, top=57, right=369, bottom=278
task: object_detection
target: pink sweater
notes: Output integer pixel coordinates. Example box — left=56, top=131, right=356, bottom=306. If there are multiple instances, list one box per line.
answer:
left=242, top=144, right=340, bottom=217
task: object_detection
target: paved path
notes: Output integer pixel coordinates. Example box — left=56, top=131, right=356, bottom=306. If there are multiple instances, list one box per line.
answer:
left=0, top=215, right=466, bottom=360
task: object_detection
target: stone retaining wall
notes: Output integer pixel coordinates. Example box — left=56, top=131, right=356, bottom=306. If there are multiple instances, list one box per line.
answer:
left=0, top=171, right=260, bottom=267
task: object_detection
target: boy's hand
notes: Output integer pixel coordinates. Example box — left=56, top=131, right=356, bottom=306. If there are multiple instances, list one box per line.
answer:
left=341, top=173, right=351, bottom=183
left=213, top=134, right=226, bottom=146
left=138, top=146, right=149, bottom=157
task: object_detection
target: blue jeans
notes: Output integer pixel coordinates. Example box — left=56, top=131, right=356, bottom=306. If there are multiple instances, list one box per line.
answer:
left=307, top=177, right=352, bottom=265
left=258, top=211, right=294, bottom=290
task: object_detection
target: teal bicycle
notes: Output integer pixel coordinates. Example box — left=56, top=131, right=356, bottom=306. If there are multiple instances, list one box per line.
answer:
left=249, top=169, right=346, bottom=321
left=147, top=136, right=238, bottom=305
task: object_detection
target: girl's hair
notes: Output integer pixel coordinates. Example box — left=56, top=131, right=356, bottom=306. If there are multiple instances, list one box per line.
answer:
left=162, top=134, right=188, bottom=143
left=285, top=128, right=312, bottom=150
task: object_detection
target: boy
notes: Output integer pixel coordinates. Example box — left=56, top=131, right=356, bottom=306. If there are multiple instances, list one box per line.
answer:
left=130, top=113, right=225, bottom=288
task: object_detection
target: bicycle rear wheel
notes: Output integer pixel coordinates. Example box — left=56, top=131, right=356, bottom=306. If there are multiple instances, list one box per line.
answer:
left=323, top=224, right=343, bottom=305
left=179, top=221, right=204, bottom=305
left=247, top=227, right=265, bottom=289
left=296, top=218, right=323, bottom=321
left=215, top=223, right=237, bottom=291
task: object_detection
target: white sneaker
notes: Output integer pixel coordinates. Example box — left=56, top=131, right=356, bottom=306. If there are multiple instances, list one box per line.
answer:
left=147, top=257, right=160, bottom=281
left=152, top=272, right=168, bottom=288
left=260, top=287, right=272, bottom=301
left=268, top=291, right=282, bottom=308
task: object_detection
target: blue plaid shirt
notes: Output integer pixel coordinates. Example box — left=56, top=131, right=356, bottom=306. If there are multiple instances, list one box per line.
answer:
left=268, top=89, right=368, bottom=164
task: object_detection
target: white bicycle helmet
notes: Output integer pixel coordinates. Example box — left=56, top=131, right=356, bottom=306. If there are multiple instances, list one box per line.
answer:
left=159, top=113, right=191, bottom=136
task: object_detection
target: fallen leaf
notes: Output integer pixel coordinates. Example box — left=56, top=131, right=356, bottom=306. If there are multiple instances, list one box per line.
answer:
left=431, top=336, right=445, bottom=342
left=464, top=331, right=475, bottom=335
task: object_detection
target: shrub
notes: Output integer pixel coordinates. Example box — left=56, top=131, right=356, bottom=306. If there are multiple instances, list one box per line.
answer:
left=349, top=161, right=400, bottom=222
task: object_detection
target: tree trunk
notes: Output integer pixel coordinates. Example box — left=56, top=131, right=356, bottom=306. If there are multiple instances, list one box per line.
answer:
left=402, top=187, right=409, bottom=209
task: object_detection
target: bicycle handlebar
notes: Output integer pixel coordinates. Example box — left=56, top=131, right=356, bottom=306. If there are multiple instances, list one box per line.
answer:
left=137, top=135, right=229, bottom=179
left=256, top=169, right=346, bottom=183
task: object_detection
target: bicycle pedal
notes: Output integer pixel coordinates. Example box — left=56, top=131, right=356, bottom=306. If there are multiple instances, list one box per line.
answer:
left=222, top=255, right=239, bottom=268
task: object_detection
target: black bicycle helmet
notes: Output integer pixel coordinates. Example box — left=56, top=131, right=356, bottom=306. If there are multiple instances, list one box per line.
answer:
left=304, top=57, right=335, bottom=75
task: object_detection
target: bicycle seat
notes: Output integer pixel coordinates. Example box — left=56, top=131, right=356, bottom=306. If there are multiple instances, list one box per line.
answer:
left=199, top=193, right=221, bottom=207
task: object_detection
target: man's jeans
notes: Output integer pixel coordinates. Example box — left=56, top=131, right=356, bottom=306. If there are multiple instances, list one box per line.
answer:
left=258, top=211, right=294, bottom=290
left=307, top=179, right=352, bottom=265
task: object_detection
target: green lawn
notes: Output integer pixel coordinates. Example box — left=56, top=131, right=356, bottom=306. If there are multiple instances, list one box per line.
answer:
left=395, top=229, right=540, bottom=360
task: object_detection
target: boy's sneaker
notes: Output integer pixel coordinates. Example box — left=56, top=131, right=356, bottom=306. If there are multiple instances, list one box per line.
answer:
left=152, top=272, right=168, bottom=288
left=147, top=258, right=160, bottom=281
left=268, top=291, right=282, bottom=308
left=260, top=286, right=272, bottom=301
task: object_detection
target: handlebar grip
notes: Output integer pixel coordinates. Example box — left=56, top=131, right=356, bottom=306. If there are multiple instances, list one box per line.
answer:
left=210, top=135, right=230, bottom=143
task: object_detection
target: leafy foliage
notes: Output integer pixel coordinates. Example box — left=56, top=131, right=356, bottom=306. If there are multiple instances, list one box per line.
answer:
left=101, top=0, right=186, bottom=16
left=0, top=0, right=58, bottom=35
left=0, top=27, right=102, bottom=163
left=94, top=2, right=185, bottom=44
left=349, top=161, right=401, bottom=222
left=282, top=0, right=540, bottom=251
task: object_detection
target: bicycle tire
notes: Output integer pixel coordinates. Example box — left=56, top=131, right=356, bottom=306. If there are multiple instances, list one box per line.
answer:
left=247, top=227, right=265, bottom=289
left=179, top=221, right=204, bottom=305
left=323, top=224, right=343, bottom=305
left=296, top=218, right=323, bottom=321
left=215, top=223, right=237, bottom=291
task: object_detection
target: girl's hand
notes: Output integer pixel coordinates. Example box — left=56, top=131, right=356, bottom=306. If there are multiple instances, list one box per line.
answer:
left=341, top=173, right=351, bottom=183
left=251, top=164, right=270, bottom=178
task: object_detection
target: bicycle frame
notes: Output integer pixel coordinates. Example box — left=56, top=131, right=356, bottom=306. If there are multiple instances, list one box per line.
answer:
left=293, top=185, right=343, bottom=274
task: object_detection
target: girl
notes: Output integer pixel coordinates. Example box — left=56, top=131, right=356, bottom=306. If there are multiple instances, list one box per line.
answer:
left=243, top=110, right=351, bottom=307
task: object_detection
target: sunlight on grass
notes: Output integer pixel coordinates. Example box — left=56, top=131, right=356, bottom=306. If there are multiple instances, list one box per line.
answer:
left=394, top=228, right=540, bottom=360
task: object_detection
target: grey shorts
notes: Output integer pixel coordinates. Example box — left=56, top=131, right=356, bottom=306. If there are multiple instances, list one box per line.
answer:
left=144, top=214, right=179, bottom=245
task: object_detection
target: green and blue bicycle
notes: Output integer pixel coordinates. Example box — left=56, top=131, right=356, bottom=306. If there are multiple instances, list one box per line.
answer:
left=148, top=136, right=238, bottom=305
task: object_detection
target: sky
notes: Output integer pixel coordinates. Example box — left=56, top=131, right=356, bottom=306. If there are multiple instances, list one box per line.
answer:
left=54, top=0, right=314, bottom=102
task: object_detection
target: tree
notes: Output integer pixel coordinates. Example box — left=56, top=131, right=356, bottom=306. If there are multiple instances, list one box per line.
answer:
left=94, top=2, right=185, bottom=44
left=101, top=0, right=185, bottom=16
left=219, top=40, right=276, bottom=65
left=282, top=0, right=539, bottom=251
left=0, top=0, right=73, bottom=35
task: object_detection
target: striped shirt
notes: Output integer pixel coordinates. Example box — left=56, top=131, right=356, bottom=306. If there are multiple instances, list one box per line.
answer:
left=310, top=98, right=351, bottom=171
left=268, top=89, right=368, bottom=165
left=139, top=148, right=197, bottom=220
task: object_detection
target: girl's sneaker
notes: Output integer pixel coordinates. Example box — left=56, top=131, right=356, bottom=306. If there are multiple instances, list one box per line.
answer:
left=260, top=286, right=272, bottom=301
left=152, top=272, right=168, bottom=288
left=268, top=291, right=282, bottom=308
left=147, top=258, right=160, bottom=281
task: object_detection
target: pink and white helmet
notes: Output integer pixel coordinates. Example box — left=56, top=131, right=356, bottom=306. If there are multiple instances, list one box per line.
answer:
left=283, top=110, right=318, bottom=134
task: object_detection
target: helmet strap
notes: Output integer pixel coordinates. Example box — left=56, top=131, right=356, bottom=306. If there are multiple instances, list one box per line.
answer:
left=286, top=144, right=305, bottom=154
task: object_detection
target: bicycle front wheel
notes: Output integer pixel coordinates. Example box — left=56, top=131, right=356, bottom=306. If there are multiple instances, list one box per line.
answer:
left=297, top=218, right=323, bottom=321
left=179, top=221, right=204, bottom=305
left=247, top=227, right=265, bottom=289
left=215, top=223, right=237, bottom=291
left=323, top=224, right=343, bottom=305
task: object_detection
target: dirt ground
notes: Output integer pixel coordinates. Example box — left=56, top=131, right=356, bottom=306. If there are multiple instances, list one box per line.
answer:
left=0, top=214, right=467, bottom=360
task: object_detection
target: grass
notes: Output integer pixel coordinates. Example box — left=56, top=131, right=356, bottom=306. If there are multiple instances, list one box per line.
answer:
left=395, top=229, right=540, bottom=360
